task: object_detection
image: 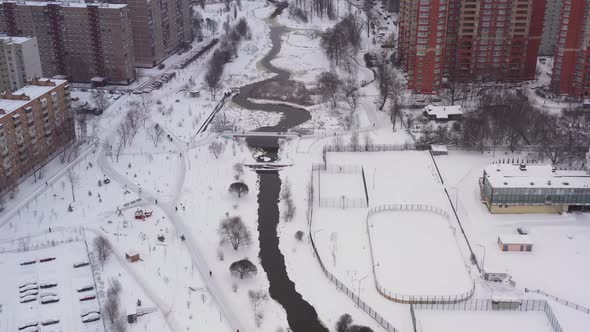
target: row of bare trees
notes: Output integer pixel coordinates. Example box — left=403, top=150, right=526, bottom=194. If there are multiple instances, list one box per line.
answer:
left=289, top=0, right=336, bottom=22
left=103, top=95, right=152, bottom=162
left=319, top=14, right=364, bottom=73
left=422, top=90, right=590, bottom=164
left=205, top=18, right=251, bottom=99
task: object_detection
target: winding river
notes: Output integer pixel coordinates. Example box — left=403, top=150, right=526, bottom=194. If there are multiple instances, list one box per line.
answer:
left=231, top=17, right=328, bottom=332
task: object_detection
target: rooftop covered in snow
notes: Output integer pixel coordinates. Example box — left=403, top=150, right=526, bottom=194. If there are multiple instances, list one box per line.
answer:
left=0, top=0, right=127, bottom=9
left=483, top=163, right=590, bottom=189
left=498, top=234, right=533, bottom=245
left=423, top=104, right=463, bottom=120
left=0, top=78, right=67, bottom=118
left=0, top=35, right=34, bottom=45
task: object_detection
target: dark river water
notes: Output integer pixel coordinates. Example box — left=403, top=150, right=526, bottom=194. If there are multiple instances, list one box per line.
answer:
left=231, top=18, right=328, bottom=332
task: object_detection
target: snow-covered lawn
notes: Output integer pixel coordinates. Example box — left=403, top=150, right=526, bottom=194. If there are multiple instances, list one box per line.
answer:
left=416, top=310, right=554, bottom=332
left=0, top=240, right=103, bottom=332
left=369, top=210, right=473, bottom=298
left=318, top=171, right=365, bottom=202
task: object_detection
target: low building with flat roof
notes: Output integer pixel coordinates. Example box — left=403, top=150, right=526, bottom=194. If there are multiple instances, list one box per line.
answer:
left=423, top=105, right=463, bottom=121
left=480, top=163, right=590, bottom=214
left=498, top=234, right=533, bottom=252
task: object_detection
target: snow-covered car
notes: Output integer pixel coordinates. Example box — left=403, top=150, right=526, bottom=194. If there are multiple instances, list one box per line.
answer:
left=19, top=283, right=38, bottom=293
left=81, top=311, right=100, bottom=323
left=19, top=294, right=37, bottom=303
left=77, top=284, right=94, bottom=293
left=17, top=321, right=38, bottom=331
left=40, top=294, right=60, bottom=304
left=20, top=288, right=39, bottom=297
left=40, top=318, right=60, bottom=326
left=73, top=260, right=89, bottom=268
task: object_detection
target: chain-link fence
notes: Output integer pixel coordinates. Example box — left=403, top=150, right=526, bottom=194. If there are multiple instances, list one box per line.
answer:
left=312, top=163, right=363, bottom=173
left=308, top=170, right=399, bottom=332
left=413, top=298, right=563, bottom=332
left=319, top=197, right=368, bottom=209
left=323, top=143, right=421, bottom=153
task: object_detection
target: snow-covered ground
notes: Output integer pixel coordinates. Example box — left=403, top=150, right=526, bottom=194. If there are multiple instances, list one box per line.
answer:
left=3, top=0, right=590, bottom=331
left=416, top=310, right=553, bottom=332
left=369, top=210, right=472, bottom=298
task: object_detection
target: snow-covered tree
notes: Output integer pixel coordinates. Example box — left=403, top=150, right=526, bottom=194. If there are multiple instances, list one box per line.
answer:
left=229, top=259, right=257, bottom=279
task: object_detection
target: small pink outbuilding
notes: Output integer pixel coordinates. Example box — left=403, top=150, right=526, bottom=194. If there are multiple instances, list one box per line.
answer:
left=498, top=234, right=533, bottom=252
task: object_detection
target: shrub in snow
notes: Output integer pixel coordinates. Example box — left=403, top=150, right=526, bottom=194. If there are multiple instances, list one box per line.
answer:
left=229, top=182, right=249, bottom=198
left=295, top=231, right=304, bottom=241
left=229, top=259, right=257, bottom=279
left=208, top=141, right=225, bottom=159
left=336, top=314, right=352, bottom=332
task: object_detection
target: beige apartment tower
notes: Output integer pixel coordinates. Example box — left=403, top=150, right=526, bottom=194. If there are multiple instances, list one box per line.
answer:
left=0, top=78, right=74, bottom=191
left=0, top=1, right=136, bottom=84
left=0, top=36, right=43, bottom=92
left=121, top=0, right=193, bottom=67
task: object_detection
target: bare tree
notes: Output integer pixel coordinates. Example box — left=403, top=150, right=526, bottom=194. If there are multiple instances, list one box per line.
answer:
left=218, top=216, right=251, bottom=250
left=146, top=123, right=165, bottom=147
left=350, top=131, right=360, bottom=151
left=229, top=182, right=249, bottom=198
left=363, top=133, right=374, bottom=151
left=332, top=135, right=344, bottom=151
left=209, top=141, right=225, bottom=159
left=93, top=235, right=112, bottom=268
left=283, top=197, right=296, bottom=222
left=103, top=138, right=113, bottom=160
left=114, top=133, right=125, bottom=163
left=112, top=318, right=127, bottom=332
left=343, top=78, right=359, bottom=113
left=316, top=71, right=342, bottom=108
left=107, top=278, right=122, bottom=298
left=248, top=289, right=268, bottom=311
left=229, top=259, right=257, bottom=279
left=65, top=168, right=79, bottom=202
left=104, top=286, right=121, bottom=324
left=75, top=111, right=89, bottom=141
left=377, top=64, right=403, bottom=112
left=205, top=59, right=223, bottom=100
left=233, top=163, right=244, bottom=177
left=248, top=289, right=268, bottom=326
left=92, top=91, right=108, bottom=113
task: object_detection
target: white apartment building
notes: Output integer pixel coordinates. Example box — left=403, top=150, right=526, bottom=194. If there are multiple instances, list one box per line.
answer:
left=0, top=36, right=43, bottom=92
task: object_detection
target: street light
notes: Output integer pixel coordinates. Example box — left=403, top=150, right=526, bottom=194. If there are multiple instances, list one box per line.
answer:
left=358, top=274, right=369, bottom=307
left=475, top=244, right=486, bottom=274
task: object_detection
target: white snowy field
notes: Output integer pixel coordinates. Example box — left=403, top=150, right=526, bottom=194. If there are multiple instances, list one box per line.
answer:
left=415, top=310, right=554, bottom=332
left=318, top=172, right=365, bottom=201
left=369, top=210, right=473, bottom=298
left=0, top=241, right=103, bottom=332
left=274, top=29, right=331, bottom=84
left=434, top=150, right=590, bottom=309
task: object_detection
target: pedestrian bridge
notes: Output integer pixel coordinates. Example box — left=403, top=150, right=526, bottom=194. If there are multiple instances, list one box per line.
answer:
left=219, top=131, right=301, bottom=139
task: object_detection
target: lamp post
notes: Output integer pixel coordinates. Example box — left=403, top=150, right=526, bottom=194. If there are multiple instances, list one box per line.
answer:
left=475, top=244, right=486, bottom=274
left=358, top=275, right=369, bottom=307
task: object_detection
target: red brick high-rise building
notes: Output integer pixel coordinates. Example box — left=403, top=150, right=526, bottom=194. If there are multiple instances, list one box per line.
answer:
left=551, top=0, right=590, bottom=97
left=399, top=0, right=547, bottom=94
